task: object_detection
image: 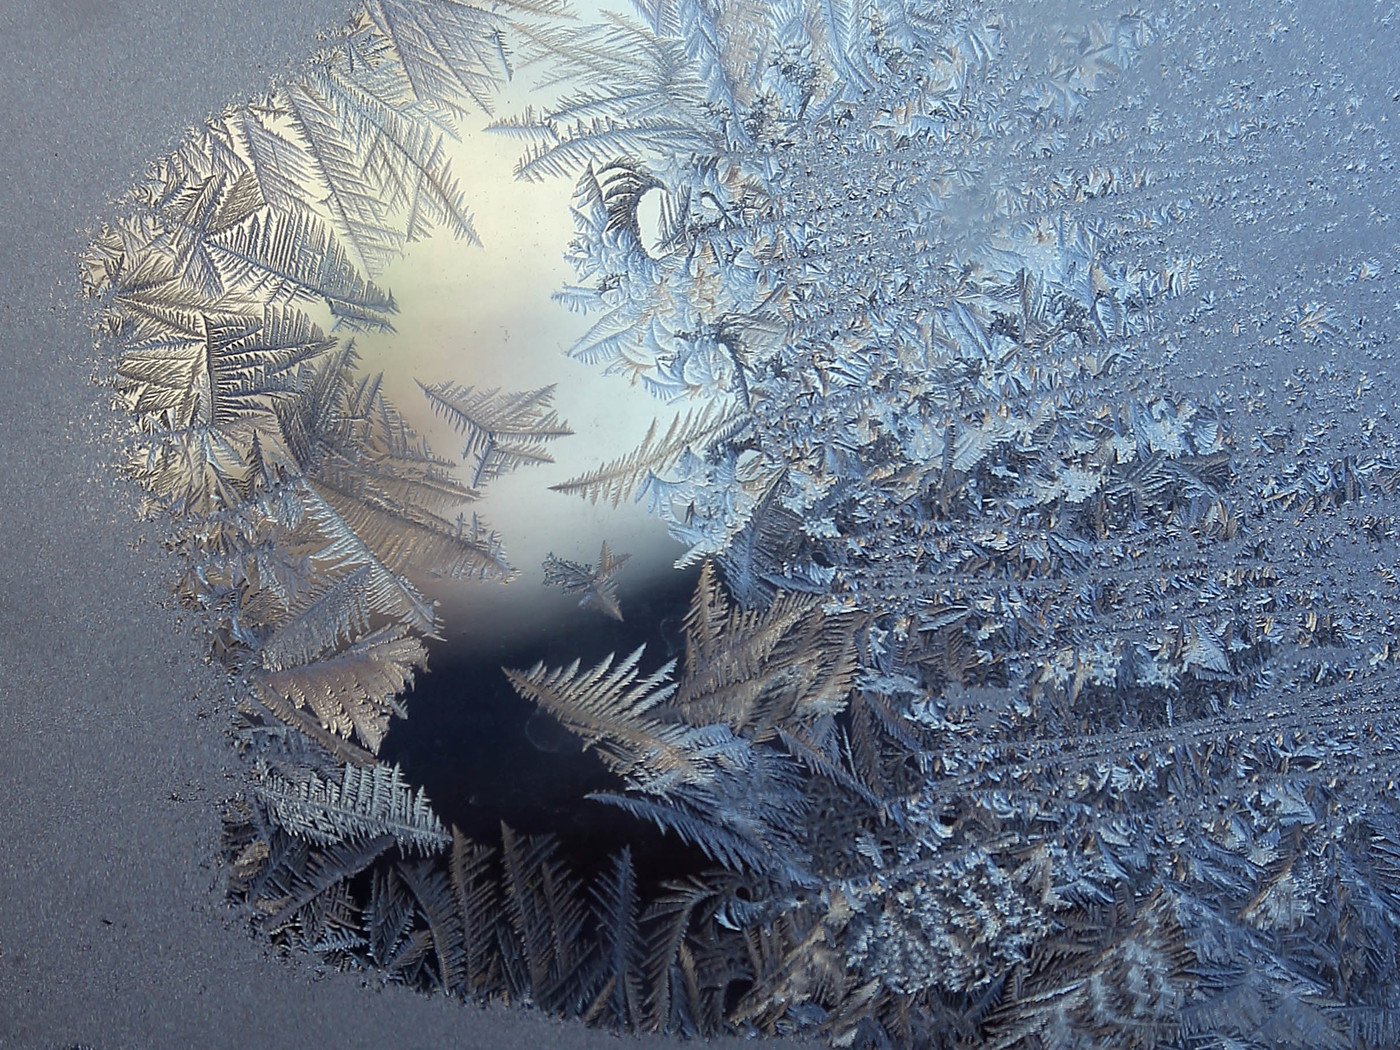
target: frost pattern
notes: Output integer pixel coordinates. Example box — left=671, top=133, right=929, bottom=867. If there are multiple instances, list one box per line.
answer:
left=86, top=0, right=1400, bottom=1046
left=542, top=540, right=632, bottom=620
left=500, top=0, right=1400, bottom=1044
left=253, top=761, right=451, bottom=855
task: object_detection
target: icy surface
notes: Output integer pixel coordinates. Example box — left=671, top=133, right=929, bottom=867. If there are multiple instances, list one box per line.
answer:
left=75, top=0, right=1400, bottom=1045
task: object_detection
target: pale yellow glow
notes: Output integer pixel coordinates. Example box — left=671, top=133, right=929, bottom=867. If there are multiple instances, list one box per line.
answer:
left=350, top=55, right=689, bottom=647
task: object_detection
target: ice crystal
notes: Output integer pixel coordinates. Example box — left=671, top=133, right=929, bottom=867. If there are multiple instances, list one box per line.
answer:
left=85, top=0, right=1400, bottom=1046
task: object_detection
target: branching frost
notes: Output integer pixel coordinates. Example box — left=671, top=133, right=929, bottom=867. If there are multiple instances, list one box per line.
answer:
left=88, top=0, right=1400, bottom=1046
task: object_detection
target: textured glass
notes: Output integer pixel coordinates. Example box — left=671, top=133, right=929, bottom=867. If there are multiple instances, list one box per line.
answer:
left=80, top=0, right=1400, bottom=1045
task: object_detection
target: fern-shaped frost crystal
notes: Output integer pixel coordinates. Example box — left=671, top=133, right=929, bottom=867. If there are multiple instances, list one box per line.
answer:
left=542, top=540, right=631, bottom=620
left=418, top=380, right=574, bottom=487
left=254, top=761, right=451, bottom=855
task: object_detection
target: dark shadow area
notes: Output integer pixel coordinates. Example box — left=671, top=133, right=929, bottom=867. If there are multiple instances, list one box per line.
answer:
left=381, top=564, right=709, bottom=881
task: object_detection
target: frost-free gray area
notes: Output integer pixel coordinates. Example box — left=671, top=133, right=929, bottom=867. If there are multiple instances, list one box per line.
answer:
left=0, top=3, right=795, bottom=1048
